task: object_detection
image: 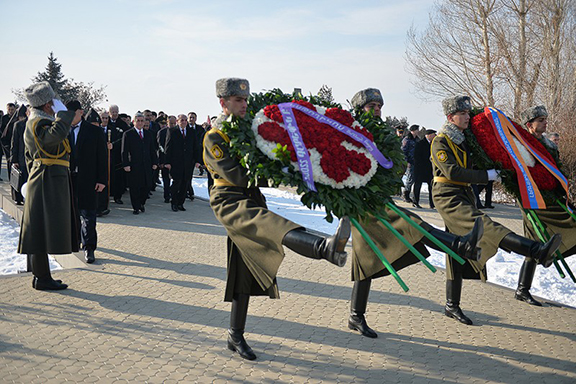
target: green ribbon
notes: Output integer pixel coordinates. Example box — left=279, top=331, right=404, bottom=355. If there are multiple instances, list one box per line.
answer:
left=385, top=202, right=466, bottom=265
left=350, top=218, right=409, bottom=292
left=375, top=216, right=437, bottom=273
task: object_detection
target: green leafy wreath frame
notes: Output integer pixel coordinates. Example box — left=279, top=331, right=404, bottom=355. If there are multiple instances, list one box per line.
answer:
left=219, top=89, right=407, bottom=222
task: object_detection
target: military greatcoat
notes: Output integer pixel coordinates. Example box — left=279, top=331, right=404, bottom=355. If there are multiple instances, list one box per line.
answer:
left=520, top=135, right=576, bottom=258
left=18, top=109, right=80, bottom=255
left=203, top=114, right=301, bottom=302
left=351, top=207, right=432, bottom=281
left=430, top=124, right=511, bottom=280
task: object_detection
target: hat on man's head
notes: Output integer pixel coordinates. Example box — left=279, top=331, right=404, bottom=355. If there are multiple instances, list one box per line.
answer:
left=216, top=78, right=250, bottom=98
left=66, top=100, right=83, bottom=112
left=85, top=108, right=101, bottom=125
left=351, top=88, right=384, bottom=109
left=520, top=105, right=548, bottom=126
left=424, top=129, right=437, bottom=135
left=409, top=124, right=420, bottom=132
left=442, top=95, right=472, bottom=116
left=24, top=81, right=56, bottom=107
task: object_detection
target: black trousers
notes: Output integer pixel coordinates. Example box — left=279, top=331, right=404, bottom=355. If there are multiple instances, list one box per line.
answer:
left=111, top=166, right=126, bottom=200
left=161, top=168, right=171, bottom=200
left=127, top=172, right=149, bottom=210
left=171, top=170, right=193, bottom=205
left=79, top=209, right=97, bottom=250
left=413, top=178, right=433, bottom=207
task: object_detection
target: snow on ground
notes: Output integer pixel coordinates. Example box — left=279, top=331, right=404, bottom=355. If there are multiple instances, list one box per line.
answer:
left=2, top=177, right=575, bottom=307
left=0, top=209, right=61, bottom=275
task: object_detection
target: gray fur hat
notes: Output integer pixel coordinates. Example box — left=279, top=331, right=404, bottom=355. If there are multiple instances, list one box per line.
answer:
left=351, top=88, right=384, bottom=109
left=216, top=78, right=250, bottom=98
left=442, top=95, right=472, bottom=116
left=24, top=81, right=56, bottom=107
left=520, top=105, right=548, bottom=125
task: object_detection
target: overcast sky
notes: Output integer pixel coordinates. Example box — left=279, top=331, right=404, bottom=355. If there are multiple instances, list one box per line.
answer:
left=0, top=0, right=446, bottom=127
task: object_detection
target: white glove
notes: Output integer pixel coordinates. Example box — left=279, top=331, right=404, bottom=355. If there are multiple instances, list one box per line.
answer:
left=51, top=99, right=67, bottom=114
left=487, top=169, right=501, bottom=182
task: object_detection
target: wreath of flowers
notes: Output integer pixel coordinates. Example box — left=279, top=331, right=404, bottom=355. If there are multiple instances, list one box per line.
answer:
left=220, top=89, right=406, bottom=222
left=464, top=109, right=565, bottom=204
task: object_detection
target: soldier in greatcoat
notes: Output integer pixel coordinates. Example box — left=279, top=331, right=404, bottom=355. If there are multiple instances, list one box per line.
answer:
left=431, top=95, right=562, bottom=325
left=17, top=82, right=82, bottom=290
left=203, top=78, right=351, bottom=361
left=513, top=106, right=576, bottom=306
left=346, top=88, right=484, bottom=338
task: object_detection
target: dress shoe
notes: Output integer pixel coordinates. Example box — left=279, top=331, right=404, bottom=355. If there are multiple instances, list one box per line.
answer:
left=96, top=209, right=110, bottom=217
left=476, top=203, right=485, bottom=209
left=114, top=198, right=124, bottom=204
left=164, top=198, right=170, bottom=203
left=177, top=205, right=186, bottom=211
left=412, top=202, right=422, bottom=209
left=227, top=330, right=257, bottom=360
left=84, top=249, right=95, bottom=264
left=133, top=209, right=140, bottom=215
left=171, top=204, right=179, bottom=212
left=33, top=278, right=68, bottom=290
left=140, top=205, right=146, bottom=212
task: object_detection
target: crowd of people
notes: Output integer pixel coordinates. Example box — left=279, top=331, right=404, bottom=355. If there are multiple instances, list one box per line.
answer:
left=1, top=79, right=574, bottom=363
left=0, top=96, right=213, bottom=266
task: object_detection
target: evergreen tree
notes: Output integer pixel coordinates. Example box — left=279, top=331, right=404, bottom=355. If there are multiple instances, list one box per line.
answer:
left=32, top=52, right=69, bottom=99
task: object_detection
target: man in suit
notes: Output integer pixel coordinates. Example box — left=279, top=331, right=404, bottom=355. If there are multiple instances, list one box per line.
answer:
left=144, top=109, right=161, bottom=192
left=66, top=101, right=107, bottom=264
left=186, top=112, right=204, bottom=199
left=122, top=112, right=158, bottom=214
left=10, top=105, right=29, bottom=205
left=157, top=115, right=175, bottom=204
left=412, top=129, right=436, bottom=209
left=165, top=114, right=200, bottom=211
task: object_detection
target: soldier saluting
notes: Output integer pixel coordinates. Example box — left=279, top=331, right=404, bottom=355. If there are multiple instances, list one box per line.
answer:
left=430, top=95, right=562, bottom=325
left=203, top=78, right=351, bottom=360
left=18, top=81, right=82, bottom=290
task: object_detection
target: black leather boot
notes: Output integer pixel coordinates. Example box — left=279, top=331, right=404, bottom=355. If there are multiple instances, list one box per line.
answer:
left=514, top=258, right=542, bottom=306
left=444, top=262, right=472, bottom=325
left=499, top=233, right=561, bottom=268
left=282, top=217, right=350, bottom=267
left=424, top=217, right=484, bottom=261
left=348, top=279, right=377, bottom=338
left=30, top=253, right=68, bottom=291
left=227, top=294, right=256, bottom=360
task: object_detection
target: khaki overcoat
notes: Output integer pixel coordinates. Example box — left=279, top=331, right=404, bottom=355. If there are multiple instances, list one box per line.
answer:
left=18, top=109, right=79, bottom=254
left=351, top=206, right=432, bottom=281
left=204, top=115, right=301, bottom=302
left=431, top=132, right=511, bottom=280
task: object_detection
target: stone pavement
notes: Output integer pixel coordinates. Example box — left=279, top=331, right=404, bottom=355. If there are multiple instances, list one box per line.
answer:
left=0, top=173, right=575, bottom=383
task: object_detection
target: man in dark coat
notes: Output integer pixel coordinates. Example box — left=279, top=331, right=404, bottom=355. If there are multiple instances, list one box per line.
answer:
left=431, top=95, right=562, bottom=325
left=205, top=77, right=350, bottom=361
left=401, top=124, right=420, bottom=202
left=66, top=102, right=107, bottom=263
left=108, top=105, right=129, bottom=203
left=165, top=114, right=200, bottom=211
left=9, top=105, right=29, bottom=204
left=122, top=112, right=158, bottom=214
left=157, top=115, right=175, bottom=203
left=18, top=82, right=82, bottom=290
left=513, top=105, right=576, bottom=306
left=412, top=129, right=436, bottom=209
left=186, top=111, right=204, bottom=199
left=1, top=103, right=17, bottom=179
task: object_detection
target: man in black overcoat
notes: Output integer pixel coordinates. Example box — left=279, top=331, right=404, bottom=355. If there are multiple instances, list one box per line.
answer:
left=122, top=112, right=158, bottom=214
left=66, top=101, right=107, bottom=263
left=412, top=129, right=436, bottom=209
left=10, top=105, right=29, bottom=204
left=165, top=114, right=200, bottom=211
left=157, top=115, right=175, bottom=203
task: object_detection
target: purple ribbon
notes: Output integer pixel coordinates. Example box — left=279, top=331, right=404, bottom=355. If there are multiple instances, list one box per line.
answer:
left=278, top=104, right=317, bottom=192
left=277, top=102, right=394, bottom=191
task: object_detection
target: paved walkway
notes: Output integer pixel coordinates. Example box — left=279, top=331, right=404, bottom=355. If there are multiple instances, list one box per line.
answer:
left=0, top=171, right=575, bottom=383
